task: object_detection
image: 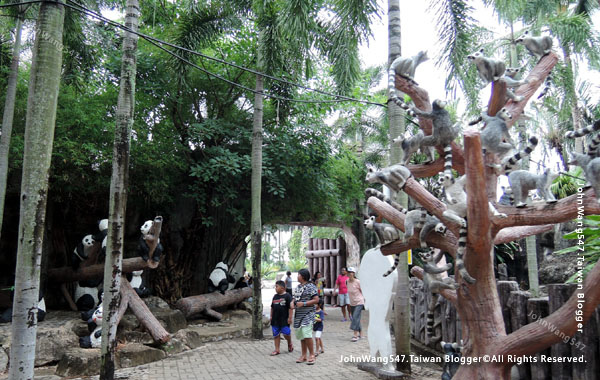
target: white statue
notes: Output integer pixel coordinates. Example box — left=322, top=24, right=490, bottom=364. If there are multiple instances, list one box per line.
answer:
left=359, top=247, right=398, bottom=370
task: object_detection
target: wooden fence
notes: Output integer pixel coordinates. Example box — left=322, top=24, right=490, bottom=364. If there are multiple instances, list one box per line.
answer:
left=410, top=278, right=600, bottom=379
left=305, top=237, right=346, bottom=305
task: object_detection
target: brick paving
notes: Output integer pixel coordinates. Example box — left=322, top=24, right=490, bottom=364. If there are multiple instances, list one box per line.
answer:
left=70, top=306, right=442, bottom=380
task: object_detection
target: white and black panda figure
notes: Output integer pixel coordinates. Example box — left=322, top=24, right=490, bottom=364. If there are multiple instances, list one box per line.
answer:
left=0, top=291, right=46, bottom=323
left=74, top=282, right=100, bottom=312
left=79, top=326, right=102, bottom=349
left=208, top=262, right=235, bottom=294
left=81, top=292, right=102, bottom=322
left=93, top=218, right=108, bottom=243
left=84, top=301, right=103, bottom=332
left=71, top=234, right=95, bottom=270
left=37, top=295, right=46, bottom=323
left=126, top=270, right=151, bottom=298
left=137, top=220, right=163, bottom=263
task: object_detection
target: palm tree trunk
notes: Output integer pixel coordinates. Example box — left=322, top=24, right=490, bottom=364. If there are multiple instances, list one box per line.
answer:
left=8, top=2, right=65, bottom=378
left=0, top=14, right=23, bottom=242
left=388, top=0, right=411, bottom=374
left=250, top=71, right=264, bottom=339
left=99, top=1, right=140, bottom=378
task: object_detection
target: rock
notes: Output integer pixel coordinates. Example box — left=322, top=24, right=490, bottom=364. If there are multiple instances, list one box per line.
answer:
left=0, top=347, right=8, bottom=373
left=161, top=337, right=187, bottom=356
left=237, top=301, right=252, bottom=313
left=55, top=348, right=101, bottom=377
left=35, top=319, right=80, bottom=366
left=118, top=313, right=140, bottom=333
left=117, top=343, right=166, bottom=369
left=121, top=331, right=154, bottom=345
left=153, top=308, right=187, bottom=333
left=539, top=251, right=579, bottom=284
left=143, top=296, right=170, bottom=311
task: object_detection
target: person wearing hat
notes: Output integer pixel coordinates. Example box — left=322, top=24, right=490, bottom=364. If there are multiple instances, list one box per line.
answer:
left=346, top=267, right=365, bottom=342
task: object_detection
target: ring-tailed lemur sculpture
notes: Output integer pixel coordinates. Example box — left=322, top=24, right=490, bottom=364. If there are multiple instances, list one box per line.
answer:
left=365, top=188, right=408, bottom=214
left=383, top=210, right=447, bottom=277
left=389, top=51, right=428, bottom=82
left=366, top=164, right=412, bottom=193
left=480, top=108, right=515, bottom=157
left=419, top=248, right=458, bottom=337
left=515, top=31, right=553, bottom=98
left=565, top=121, right=600, bottom=203
left=507, top=168, right=559, bottom=207
left=408, top=100, right=460, bottom=175
left=467, top=49, right=506, bottom=83
left=364, top=216, right=400, bottom=245
left=565, top=121, right=600, bottom=157
left=489, top=136, right=539, bottom=176
left=393, top=130, right=436, bottom=165
left=438, top=173, right=508, bottom=284
left=502, top=66, right=529, bottom=102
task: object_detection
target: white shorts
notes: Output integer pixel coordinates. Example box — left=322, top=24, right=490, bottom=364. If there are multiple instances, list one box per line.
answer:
left=338, top=293, right=350, bottom=306
left=314, top=330, right=322, bottom=338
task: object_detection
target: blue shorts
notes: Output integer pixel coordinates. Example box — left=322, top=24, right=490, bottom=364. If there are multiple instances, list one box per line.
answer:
left=338, top=293, right=350, bottom=306
left=272, top=325, right=291, bottom=337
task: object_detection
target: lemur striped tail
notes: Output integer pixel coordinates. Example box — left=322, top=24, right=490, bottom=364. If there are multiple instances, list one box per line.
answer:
left=501, top=136, right=538, bottom=174
left=537, top=74, right=552, bottom=99
left=443, top=145, right=453, bottom=175
left=383, top=254, right=399, bottom=277
left=565, top=120, right=600, bottom=139
left=388, top=60, right=416, bottom=116
left=365, top=188, right=408, bottom=214
left=426, top=311, right=435, bottom=336
left=455, top=220, right=476, bottom=284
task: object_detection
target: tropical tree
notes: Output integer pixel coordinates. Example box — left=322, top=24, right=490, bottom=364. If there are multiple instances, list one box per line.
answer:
left=0, top=2, right=28, bottom=243
left=99, top=0, right=140, bottom=378
left=8, top=1, right=65, bottom=378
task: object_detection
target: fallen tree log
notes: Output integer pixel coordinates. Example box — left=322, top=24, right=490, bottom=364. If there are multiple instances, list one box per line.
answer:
left=175, top=287, right=252, bottom=321
left=121, top=278, right=170, bottom=344
left=47, top=257, right=158, bottom=283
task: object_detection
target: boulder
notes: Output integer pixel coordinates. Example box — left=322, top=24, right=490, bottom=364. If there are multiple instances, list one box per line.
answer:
left=153, top=308, right=187, bottom=333
left=121, top=331, right=154, bottom=345
left=55, top=348, right=101, bottom=377
left=117, top=343, right=166, bottom=369
left=143, top=296, right=170, bottom=311
left=35, top=314, right=80, bottom=366
left=539, top=251, right=579, bottom=284
left=0, top=347, right=8, bottom=373
left=161, top=337, right=187, bottom=356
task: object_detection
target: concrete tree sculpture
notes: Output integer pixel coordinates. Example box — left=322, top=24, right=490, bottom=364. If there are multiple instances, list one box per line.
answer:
left=368, top=51, right=600, bottom=378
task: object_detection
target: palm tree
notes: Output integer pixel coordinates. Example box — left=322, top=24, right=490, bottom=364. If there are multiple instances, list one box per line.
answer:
left=0, top=2, right=28, bottom=243
left=387, top=0, right=411, bottom=374
left=99, top=0, right=140, bottom=378
left=8, top=2, right=65, bottom=378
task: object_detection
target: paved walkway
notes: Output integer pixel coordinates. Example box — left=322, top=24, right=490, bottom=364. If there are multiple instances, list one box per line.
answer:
left=71, top=306, right=442, bottom=380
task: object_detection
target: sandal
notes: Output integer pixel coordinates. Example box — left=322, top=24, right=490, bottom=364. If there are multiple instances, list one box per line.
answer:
left=288, top=343, right=294, bottom=353
left=296, top=357, right=307, bottom=363
left=270, top=351, right=280, bottom=356
left=320, top=349, right=325, bottom=354
left=307, top=357, right=316, bottom=365
left=351, top=337, right=358, bottom=342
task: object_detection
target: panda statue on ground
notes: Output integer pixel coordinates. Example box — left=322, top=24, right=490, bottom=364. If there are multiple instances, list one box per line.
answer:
left=80, top=303, right=102, bottom=348
left=72, top=234, right=95, bottom=270
left=0, top=291, right=46, bottom=323
left=74, top=282, right=100, bottom=312
left=126, top=270, right=151, bottom=298
left=137, top=220, right=163, bottom=263
left=208, top=262, right=236, bottom=294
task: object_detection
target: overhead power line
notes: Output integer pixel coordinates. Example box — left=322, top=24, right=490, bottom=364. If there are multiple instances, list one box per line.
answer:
left=1, top=0, right=387, bottom=107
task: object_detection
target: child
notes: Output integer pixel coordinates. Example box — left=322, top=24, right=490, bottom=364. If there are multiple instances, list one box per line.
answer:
left=313, top=300, right=325, bottom=356
left=270, top=280, right=293, bottom=356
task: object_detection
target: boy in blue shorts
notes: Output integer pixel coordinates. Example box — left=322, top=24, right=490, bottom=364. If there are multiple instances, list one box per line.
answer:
left=270, top=280, right=293, bottom=355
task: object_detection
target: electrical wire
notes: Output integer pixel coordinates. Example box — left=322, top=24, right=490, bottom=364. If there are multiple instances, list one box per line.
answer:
left=1, top=0, right=387, bottom=107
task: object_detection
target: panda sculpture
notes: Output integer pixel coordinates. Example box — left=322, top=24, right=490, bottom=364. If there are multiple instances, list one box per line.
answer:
left=0, top=291, right=46, bottom=323
left=137, top=220, right=163, bottom=263
left=80, top=303, right=103, bottom=348
left=208, top=262, right=236, bottom=294
left=74, top=282, right=100, bottom=312
left=72, top=234, right=95, bottom=270
left=93, top=218, right=108, bottom=243
left=126, top=270, right=151, bottom=298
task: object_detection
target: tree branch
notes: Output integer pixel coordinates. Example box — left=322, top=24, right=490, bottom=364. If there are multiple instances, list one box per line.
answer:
left=494, top=225, right=554, bottom=245
left=48, top=257, right=158, bottom=283
left=494, top=257, right=600, bottom=357
left=492, top=188, right=600, bottom=233
left=464, top=131, right=492, bottom=253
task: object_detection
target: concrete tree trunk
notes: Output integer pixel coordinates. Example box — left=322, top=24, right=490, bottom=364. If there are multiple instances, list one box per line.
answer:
left=8, top=2, right=65, bottom=378
left=387, top=0, right=411, bottom=374
left=250, top=69, right=264, bottom=339
left=99, top=1, right=140, bottom=378
left=0, top=14, right=23, bottom=242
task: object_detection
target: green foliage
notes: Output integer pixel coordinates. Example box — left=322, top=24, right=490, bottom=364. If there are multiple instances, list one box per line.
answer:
left=287, top=256, right=307, bottom=272
left=245, top=258, right=280, bottom=279
left=311, top=226, right=343, bottom=239
left=557, top=215, right=600, bottom=282
left=287, top=229, right=304, bottom=261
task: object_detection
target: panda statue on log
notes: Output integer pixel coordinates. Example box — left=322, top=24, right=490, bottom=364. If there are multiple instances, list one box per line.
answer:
left=137, top=220, right=163, bottom=263
left=208, top=262, right=236, bottom=294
